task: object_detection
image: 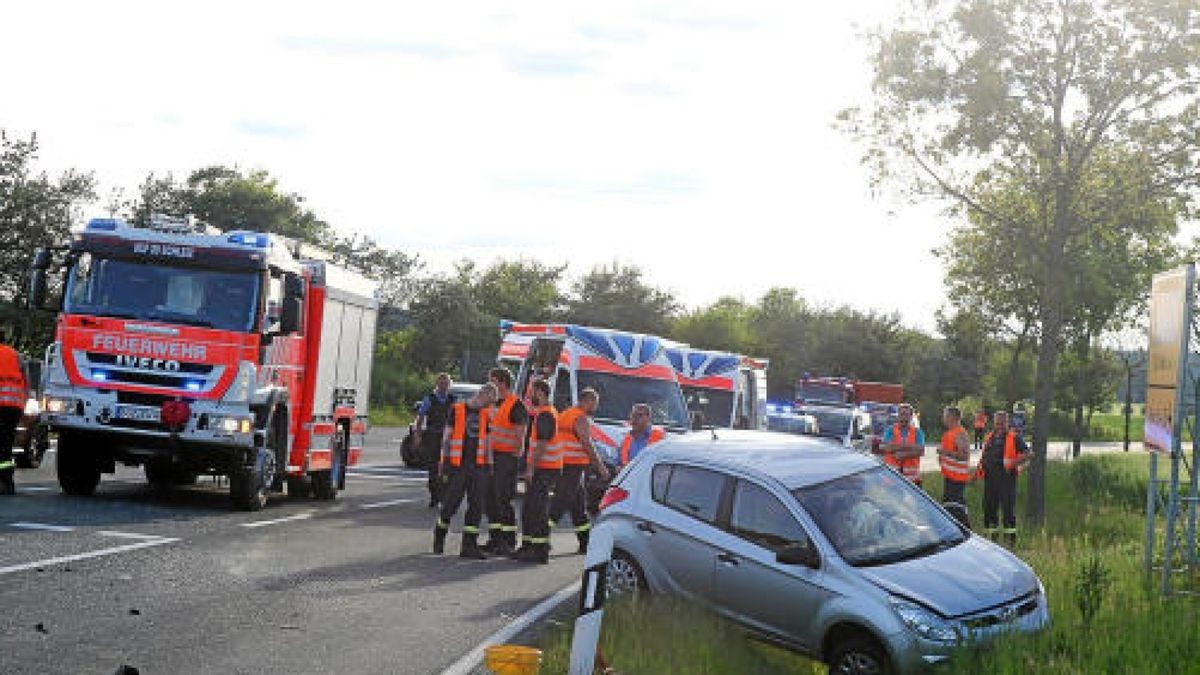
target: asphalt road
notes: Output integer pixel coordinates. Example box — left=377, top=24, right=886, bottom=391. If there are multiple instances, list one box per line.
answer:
left=0, top=428, right=582, bottom=675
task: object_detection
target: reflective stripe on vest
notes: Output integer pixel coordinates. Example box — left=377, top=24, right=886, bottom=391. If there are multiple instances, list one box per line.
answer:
left=885, top=424, right=922, bottom=482
left=558, top=407, right=590, bottom=465
left=619, top=427, right=666, bottom=465
left=0, top=346, right=26, bottom=410
left=446, top=402, right=488, bottom=467
left=488, top=394, right=524, bottom=455
left=533, top=406, right=563, bottom=470
left=939, top=427, right=971, bottom=482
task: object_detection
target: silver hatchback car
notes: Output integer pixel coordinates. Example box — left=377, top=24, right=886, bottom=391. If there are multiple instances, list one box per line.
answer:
left=597, top=431, right=1049, bottom=674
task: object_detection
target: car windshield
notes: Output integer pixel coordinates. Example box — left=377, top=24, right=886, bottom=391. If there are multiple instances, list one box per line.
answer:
left=804, top=408, right=853, bottom=439
left=576, top=370, right=689, bottom=431
left=794, top=467, right=966, bottom=566
left=798, top=384, right=849, bottom=405
left=681, top=385, right=735, bottom=428
left=65, top=253, right=261, bottom=333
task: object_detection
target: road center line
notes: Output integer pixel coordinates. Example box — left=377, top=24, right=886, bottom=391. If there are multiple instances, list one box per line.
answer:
left=439, top=581, right=582, bottom=675
left=0, top=538, right=180, bottom=576
left=9, top=522, right=75, bottom=532
left=240, top=512, right=313, bottom=529
left=97, top=530, right=168, bottom=541
left=19, top=486, right=54, bottom=492
left=359, top=498, right=417, bottom=510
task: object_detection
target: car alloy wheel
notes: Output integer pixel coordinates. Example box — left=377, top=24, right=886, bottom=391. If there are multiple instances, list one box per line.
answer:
left=834, top=651, right=882, bottom=675
left=606, top=552, right=644, bottom=597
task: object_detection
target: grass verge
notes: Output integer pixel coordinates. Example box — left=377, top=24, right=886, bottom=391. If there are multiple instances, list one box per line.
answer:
left=368, top=405, right=413, bottom=428
left=537, top=454, right=1200, bottom=674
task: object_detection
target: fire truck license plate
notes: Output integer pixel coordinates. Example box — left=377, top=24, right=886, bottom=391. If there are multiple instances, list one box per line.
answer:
left=115, top=405, right=161, bottom=423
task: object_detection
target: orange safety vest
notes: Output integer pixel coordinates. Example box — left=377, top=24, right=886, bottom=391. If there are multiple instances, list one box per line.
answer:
left=619, top=427, right=666, bottom=465
left=445, top=402, right=489, bottom=468
left=531, top=405, right=562, bottom=470
left=976, top=429, right=1024, bottom=478
left=973, top=411, right=987, bottom=430
left=939, top=426, right=971, bottom=483
left=884, top=424, right=922, bottom=483
left=0, top=345, right=27, bottom=410
left=488, top=394, right=525, bottom=455
left=558, top=407, right=591, bottom=466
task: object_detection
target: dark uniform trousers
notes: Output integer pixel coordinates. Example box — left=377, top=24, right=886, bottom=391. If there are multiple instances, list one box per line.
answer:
left=941, top=478, right=970, bottom=528
left=521, top=470, right=559, bottom=546
left=421, top=432, right=446, bottom=504
left=438, top=464, right=488, bottom=536
left=486, top=453, right=520, bottom=543
left=548, top=464, right=591, bottom=539
left=982, top=468, right=1018, bottom=539
left=0, top=406, right=20, bottom=482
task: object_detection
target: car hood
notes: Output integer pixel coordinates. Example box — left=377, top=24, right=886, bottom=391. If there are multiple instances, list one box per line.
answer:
left=858, top=536, right=1038, bottom=617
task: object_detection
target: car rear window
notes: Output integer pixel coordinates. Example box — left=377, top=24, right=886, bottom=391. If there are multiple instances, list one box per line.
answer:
left=658, top=465, right=724, bottom=523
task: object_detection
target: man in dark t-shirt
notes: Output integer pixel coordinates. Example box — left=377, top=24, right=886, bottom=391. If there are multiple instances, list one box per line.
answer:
left=514, top=379, right=560, bottom=564
left=433, top=383, right=498, bottom=559
left=415, top=373, right=455, bottom=508
left=483, top=367, right=529, bottom=555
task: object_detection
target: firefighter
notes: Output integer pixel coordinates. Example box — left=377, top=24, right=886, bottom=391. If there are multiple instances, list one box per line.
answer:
left=876, top=403, right=925, bottom=485
left=414, top=373, right=454, bottom=509
left=974, top=410, right=1030, bottom=546
left=433, top=383, right=498, bottom=559
left=618, top=403, right=665, bottom=468
left=937, top=406, right=972, bottom=527
left=548, top=388, right=610, bottom=554
left=0, top=329, right=27, bottom=495
left=972, top=409, right=988, bottom=450
left=482, top=367, right=528, bottom=556
left=513, top=379, right=560, bottom=564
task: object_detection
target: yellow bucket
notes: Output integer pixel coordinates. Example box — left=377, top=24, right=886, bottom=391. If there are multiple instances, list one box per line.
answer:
left=484, top=644, right=542, bottom=675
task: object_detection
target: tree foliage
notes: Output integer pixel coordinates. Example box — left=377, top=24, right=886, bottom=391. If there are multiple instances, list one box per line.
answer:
left=563, top=262, right=680, bottom=335
left=846, top=0, right=1200, bottom=522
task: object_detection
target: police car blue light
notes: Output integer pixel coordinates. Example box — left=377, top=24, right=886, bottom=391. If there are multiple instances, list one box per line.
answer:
left=226, top=232, right=269, bottom=248
left=184, top=381, right=203, bottom=392
left=91, top=369, right=110, bottom=382
left=87, top=218, right=120, bottom=231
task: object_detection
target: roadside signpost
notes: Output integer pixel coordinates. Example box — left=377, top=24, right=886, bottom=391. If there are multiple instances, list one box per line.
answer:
left=1144, top=264, right=1200, bottom=596
left=569, top=522, right=613, bottom=675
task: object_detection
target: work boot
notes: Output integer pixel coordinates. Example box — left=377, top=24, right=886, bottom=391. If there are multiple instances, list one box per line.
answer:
left=0, top=472, right=14, bottom=496
left=514, top=543, right=548, bottom=564
left=460, top=533, right=488, bottom=560
left=576, top=530, right=590, bottom=555
left=432, top=525, right=448, bottom=555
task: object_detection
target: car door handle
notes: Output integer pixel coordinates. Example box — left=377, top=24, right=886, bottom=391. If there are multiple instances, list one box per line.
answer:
left=717, top=552, right=739, bottom=566
left=636, top=521, right=656, bottom=534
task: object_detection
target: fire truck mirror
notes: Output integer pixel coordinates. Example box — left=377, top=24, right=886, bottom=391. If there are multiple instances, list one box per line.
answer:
left=284, top=272, right=305, bottom=300
left=29, top=268, right=48, bottom=310
left=280, top=297, right=303, bottom=335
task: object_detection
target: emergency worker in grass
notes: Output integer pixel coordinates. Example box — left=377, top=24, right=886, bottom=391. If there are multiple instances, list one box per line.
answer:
left=482, top=367, right=528, bottom=556
left=973, top=410, right=1030, bottom=546
left=513, top=379, right=560, bottom=564
left=618, top=403, right=666, bottom=468
left=433, top=382, right=498, bottom=560
left=937, top=407, right=973, bottom=527
left=0, top=329, right=28, bottom=495
left=874, top=403, right=925, bottom=485
left=548, top=388, right=611, bottom=554
left=414, top=373, right=455, bottom=509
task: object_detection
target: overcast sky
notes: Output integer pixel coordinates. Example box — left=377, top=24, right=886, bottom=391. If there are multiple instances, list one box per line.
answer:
left=3, top=0, right=955, bottom=329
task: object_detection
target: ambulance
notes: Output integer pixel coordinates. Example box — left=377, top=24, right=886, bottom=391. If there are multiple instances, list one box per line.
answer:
left=663, top=346, right=769, bottom=429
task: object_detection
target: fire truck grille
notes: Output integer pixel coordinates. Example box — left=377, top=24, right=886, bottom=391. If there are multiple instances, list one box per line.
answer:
left=87, top=352, right=213, bottom=374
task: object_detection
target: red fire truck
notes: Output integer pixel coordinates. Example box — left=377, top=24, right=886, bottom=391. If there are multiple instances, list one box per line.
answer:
left=29, top=215, right=378, bottom=510
left=795, top=375, right=904, bottom=407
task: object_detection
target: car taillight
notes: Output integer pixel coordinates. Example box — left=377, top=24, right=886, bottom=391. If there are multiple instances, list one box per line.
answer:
left=598, top=486, right=629, bottom=512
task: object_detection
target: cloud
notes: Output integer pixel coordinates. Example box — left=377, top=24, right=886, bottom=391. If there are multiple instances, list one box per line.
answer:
left=234, top=120, right=308, bottom=140
left=278, top=35, right=468, bottom=60
left=577, top=24, right=645, bottom=45
left=499, top=48, right=594, bottom=77
left=621, top=81, right=679, bottom=97
left=495, top=171, right=703, bottom=198
left=641, top=11, right=760, bottom=31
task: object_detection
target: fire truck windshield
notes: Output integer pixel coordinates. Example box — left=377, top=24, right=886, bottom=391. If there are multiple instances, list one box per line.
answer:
left=575, top=370, right=689, bottom=431
left=798, top=383, right=850, bottom=405
left=65, top=253, right=261, bottom=332
left=681, top=385, right=734, bottom=427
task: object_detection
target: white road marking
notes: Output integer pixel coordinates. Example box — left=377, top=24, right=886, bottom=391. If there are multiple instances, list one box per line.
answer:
left=9, top=522, right=75, bottom=532
left=97, top=530, right=167, bottom=541
left=439, top=581, right=582, bottom=675
left=240, top=512, right=313, bottom=529
left=20, top=486, right=53, bottom=492
left=359, top=498, right=417, bottom=510
left=0, top=537, right=180, bottom=576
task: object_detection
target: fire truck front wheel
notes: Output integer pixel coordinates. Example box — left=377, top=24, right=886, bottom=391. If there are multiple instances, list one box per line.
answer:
left=56, top=431, right=102, bottom=496
left=231, top=447, right=276, bottom=511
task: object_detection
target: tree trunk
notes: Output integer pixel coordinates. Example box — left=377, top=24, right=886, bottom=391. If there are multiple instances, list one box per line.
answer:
left=1072, top=402, right=1084, bottom=459
left=1006, top=320, right=1032, bottom=410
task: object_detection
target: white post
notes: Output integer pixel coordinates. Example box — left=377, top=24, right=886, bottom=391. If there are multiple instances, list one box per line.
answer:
left=569, top=521, right=613, bottom=675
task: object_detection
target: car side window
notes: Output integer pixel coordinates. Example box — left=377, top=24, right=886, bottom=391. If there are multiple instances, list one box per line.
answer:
left=651, top=464, right=671, bottom=501
left=660, top=465, right=724, bottom=524
left=730, top=480, right=810, bottom=552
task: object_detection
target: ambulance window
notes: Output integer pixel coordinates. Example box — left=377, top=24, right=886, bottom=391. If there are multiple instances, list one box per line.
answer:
left=553, top=369, right=573, bottom=412
left=264, top=271, right=284, bottom=332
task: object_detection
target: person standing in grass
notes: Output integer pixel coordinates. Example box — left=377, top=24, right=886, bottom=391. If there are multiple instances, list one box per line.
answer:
left=972, top=409, right=989, bottom=450
left=974, top=410, right=1030, bottom=546
left=938, top=407, right=972, bottom=527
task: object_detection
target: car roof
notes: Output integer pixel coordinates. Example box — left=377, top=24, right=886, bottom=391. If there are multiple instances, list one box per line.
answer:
left=647, top=430, right=878, bottom=489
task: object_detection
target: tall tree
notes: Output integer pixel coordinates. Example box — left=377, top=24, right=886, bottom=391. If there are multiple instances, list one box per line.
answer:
left=672, top=297, right=755, bottom=355
left=845, top=0, right=1200, bottom=523
left=471, top=258, right=566, bottom=325
left=748, top=288, right=812, bottom=400
left=564, top=262, right=679, bottom=335
left=0, top=130, right=96, bottom=350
